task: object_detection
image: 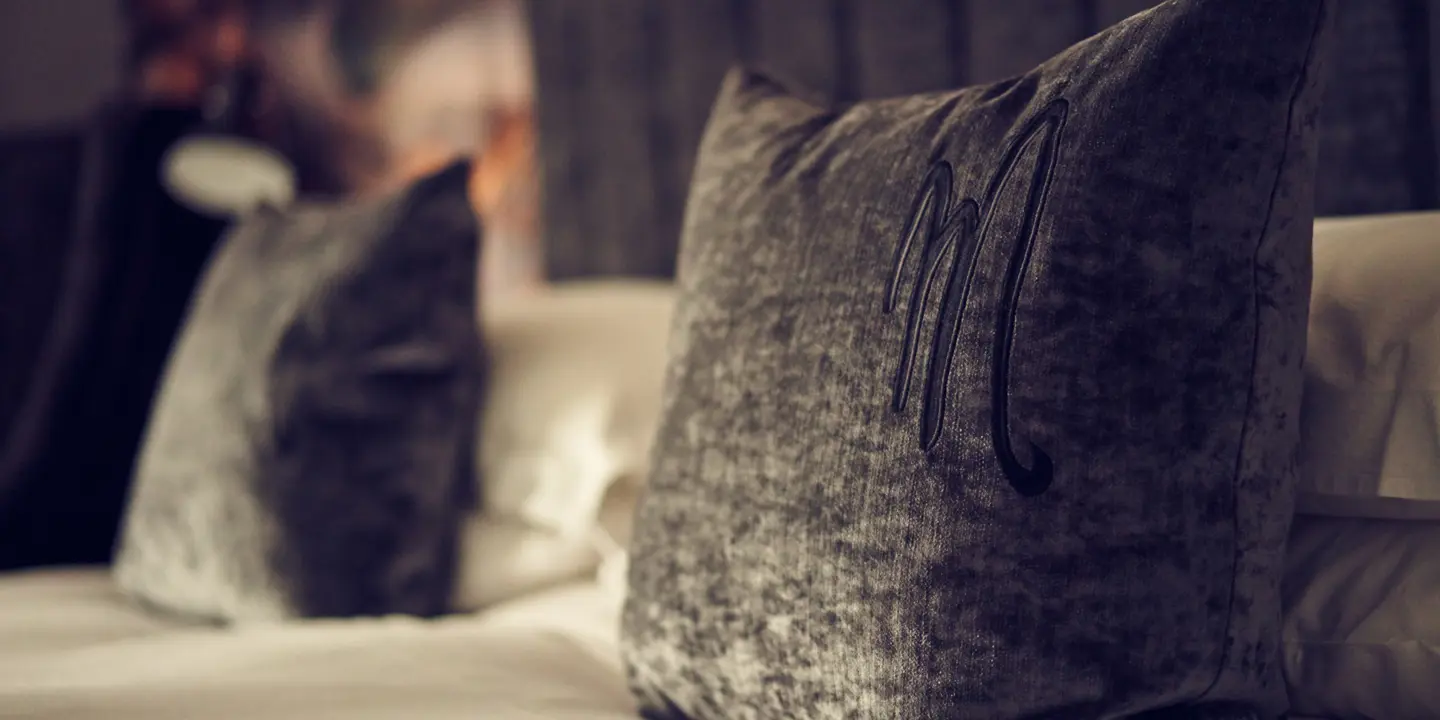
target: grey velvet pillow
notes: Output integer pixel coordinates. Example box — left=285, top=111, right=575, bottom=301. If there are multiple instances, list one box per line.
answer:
left=622, top=1, right=1334, bottom=718
left=113, top=162, right=484, bottom=622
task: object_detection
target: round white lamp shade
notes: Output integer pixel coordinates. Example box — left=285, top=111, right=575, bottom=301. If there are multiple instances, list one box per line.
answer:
left=161, top=134, right=297, bottom=217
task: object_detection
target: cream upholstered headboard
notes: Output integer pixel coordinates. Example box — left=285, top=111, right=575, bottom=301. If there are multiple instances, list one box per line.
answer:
left=525, top=0, right=1440, bottom=280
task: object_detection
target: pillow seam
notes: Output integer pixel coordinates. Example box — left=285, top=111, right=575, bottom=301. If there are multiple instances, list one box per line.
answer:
left=1197, top=3, right=1328, bottom=706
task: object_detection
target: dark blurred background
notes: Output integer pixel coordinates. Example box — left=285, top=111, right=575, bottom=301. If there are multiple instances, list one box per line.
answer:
left=0, top=2, right=123, bottom=132
left=0, top=0, right=537, bottom=571
left=1, top=0, right=1436, bottom=575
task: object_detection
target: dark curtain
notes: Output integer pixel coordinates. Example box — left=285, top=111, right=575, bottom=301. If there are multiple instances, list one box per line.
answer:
left=0, top=107, right=227, bottom=570
left=527, top=0, right=1440, bottom=280
left=0, top=132, right=84, bottom=442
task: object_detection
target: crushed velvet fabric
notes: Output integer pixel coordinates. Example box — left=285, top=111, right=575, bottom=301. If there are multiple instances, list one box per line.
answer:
left=113, top=162, right=484, bottom=622
left=621, top=1, right=1333, bottom=718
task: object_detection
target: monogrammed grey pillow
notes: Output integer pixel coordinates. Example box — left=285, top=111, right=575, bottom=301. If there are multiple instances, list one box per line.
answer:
left=114, top=162, right=484, bottom=623
left=622, top=1, right=1334, bottom=717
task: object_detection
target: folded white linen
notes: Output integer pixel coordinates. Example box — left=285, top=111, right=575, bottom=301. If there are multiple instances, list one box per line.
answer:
left=0, top=567, right=637, bottom=720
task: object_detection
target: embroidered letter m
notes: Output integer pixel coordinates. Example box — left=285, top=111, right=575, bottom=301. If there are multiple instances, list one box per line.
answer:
left=883, top=99, right=1068, bottom=496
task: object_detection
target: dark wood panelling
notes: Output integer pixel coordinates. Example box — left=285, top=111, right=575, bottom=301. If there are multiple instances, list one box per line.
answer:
left=0, top=131, right=83, bottom=445
left=966, top=0, right=1090, bottom=84
left=527, top=0, right=1440, bottom=279
left=1398, top=0, right=1439, bottom=208
left=751, top=0, right=846, bottom=102
left=653, top=0, right=747, bottom=265
left=850, top=0, right=960, bottom=97
left=1425, top=0, right=1440, bottom=207
left=1315, top=0, right=1423, bottom=214
left=571, top=0, right=666, bottom=277
left=1094, top=0, right=1163, bottom=28
left=526, top=0, right=595, bottom=278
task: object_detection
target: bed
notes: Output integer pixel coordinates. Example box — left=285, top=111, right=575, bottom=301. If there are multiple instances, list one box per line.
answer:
left=1, top=1, right=1438, bottom=718
left=0, top=568, right=636, bottom=720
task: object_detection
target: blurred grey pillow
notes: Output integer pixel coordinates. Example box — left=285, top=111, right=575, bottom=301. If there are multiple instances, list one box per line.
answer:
left=622, top=1, right=1333, bottom=717
left=114, top=162, right=484, bottom=623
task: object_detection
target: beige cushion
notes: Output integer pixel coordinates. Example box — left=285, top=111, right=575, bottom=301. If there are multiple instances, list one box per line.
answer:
left=1301, top=211, right=1440, bottom=508
left=1285, top=211, right=1440, bottom=719
left=1284, top=516, right=1440, bottom=720
left=451, top=280, right=673, bottom=610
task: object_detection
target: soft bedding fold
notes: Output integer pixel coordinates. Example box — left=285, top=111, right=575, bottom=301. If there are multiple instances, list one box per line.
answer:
left=0, top=566, right=1356, bottom=720
left=0, top=568, right=637, bottom=720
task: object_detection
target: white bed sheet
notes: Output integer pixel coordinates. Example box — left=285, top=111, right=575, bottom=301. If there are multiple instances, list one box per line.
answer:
left=0, top=568, right=1340, bottom=719
left=0, top=567, right=638, bottom=720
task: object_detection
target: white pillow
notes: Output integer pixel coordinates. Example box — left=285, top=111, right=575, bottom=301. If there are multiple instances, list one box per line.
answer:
left=1301, top=211, right=1440, bottom=510
left=1285, top=211, right=1440, bottom=719
left=1284, top=515, right=1440, bottom=720
left=450, top=280, right=674, bottom=610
